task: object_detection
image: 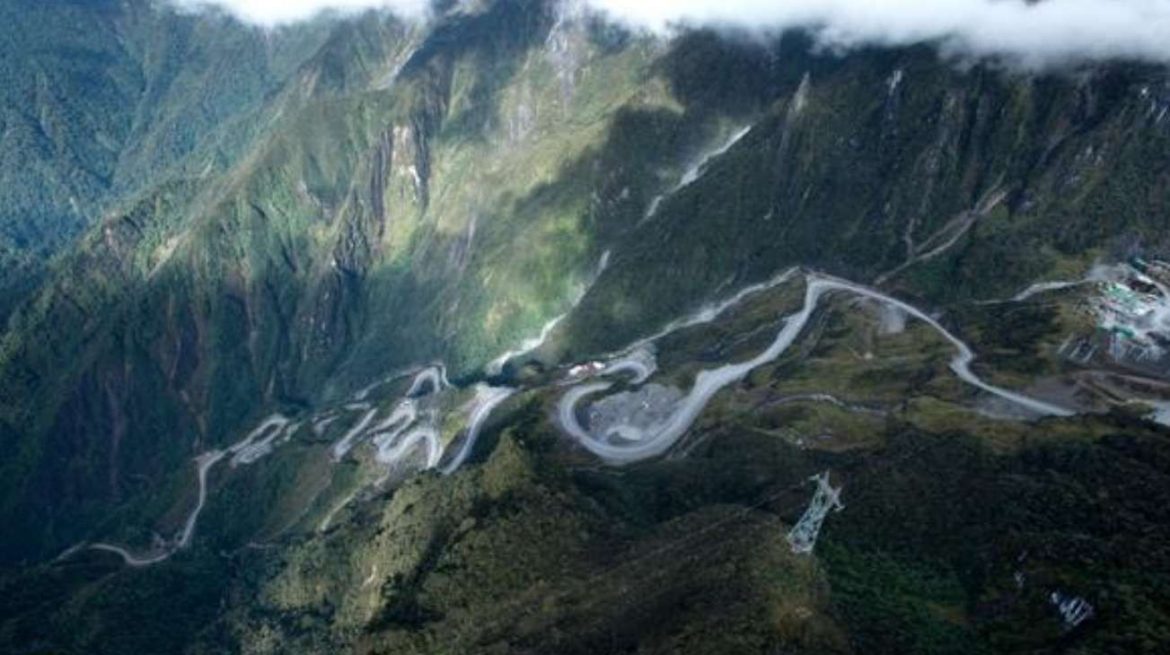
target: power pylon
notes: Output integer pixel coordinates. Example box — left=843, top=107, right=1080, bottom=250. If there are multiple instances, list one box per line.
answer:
left=787, top=471, right=844, bottom=555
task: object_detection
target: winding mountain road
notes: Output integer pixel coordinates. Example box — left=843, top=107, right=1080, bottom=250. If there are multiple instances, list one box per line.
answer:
left=77, top=267, right=1078, bottom=565
left=86, top=448, right=227, bottom=566
left=558, top=272, right=1074, bottom=465
left=376, top=426, right=441, bottom=469
left=440, top=385, right=516, bottom=475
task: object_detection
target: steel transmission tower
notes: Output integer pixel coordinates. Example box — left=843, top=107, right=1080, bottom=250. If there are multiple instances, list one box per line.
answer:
left=787, top=471, right=844, bottom=555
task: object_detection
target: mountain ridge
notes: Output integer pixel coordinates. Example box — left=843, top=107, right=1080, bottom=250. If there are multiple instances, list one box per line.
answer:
left=2, top=1, right=1170, bottom=652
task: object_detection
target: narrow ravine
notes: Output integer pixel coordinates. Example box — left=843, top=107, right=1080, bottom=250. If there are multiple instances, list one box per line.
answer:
left=486, top=250, right=611, bottom=375
left=641, top=126, right=752, bottom=224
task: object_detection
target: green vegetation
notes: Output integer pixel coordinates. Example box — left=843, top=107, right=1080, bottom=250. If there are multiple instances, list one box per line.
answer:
left=0, top=0, right=334, bottom=322
left=2, top=1, right=1170, bottom=652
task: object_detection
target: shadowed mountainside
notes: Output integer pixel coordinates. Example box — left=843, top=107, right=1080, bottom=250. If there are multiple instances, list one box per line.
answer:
left=2, top=1, right=1170, bottom=653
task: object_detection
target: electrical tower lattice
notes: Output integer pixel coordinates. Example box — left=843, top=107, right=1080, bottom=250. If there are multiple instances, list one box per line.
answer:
left=787, top=471, right=844, bottom=555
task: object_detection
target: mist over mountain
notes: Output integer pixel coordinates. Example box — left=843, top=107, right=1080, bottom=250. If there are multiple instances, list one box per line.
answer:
left=1, top=0, right=1170, bottom=653
left=171, top=0, right=430, bottom=24
left=590, top=0, right=1170, bottom=66
left=183, top=0, right=1170, bottom=66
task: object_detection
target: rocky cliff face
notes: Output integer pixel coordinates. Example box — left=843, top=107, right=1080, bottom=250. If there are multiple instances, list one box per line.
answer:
left=2, top=1, right=1170, bottom=653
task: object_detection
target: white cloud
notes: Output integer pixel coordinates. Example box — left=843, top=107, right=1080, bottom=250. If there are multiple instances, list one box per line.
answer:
left=586, top=0, right=1170, bottom=67
left=170, top=0, right=1170, bottom=66
left=169, top=1, right=430, bottom=26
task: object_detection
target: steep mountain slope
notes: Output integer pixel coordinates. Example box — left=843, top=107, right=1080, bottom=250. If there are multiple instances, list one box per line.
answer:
left=0, top=0, right=732, bottom=563
left=2, top=1, right=1170, bottom=653
left=563, top=48, right=1170, bottom=358
left=0, top=0, right=332, bottom=319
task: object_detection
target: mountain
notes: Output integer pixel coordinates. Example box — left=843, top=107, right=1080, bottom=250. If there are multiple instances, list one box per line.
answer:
left=0, top=0, right=334, bottom=319
left=2, top=1, right=1170, bottom=653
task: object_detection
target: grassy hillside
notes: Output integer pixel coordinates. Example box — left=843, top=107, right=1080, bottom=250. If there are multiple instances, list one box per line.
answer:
left=1, top=1, right=1170, bottom=652
left=4, top=0, right=1170, bottom=565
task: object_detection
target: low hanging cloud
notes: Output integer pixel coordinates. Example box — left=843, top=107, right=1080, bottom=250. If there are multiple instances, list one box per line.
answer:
left=173, top=0, right=1170, bottom=67
left=588, top=0, right=1170, bottom=66
left=169, top=0, right=430, bottom=25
